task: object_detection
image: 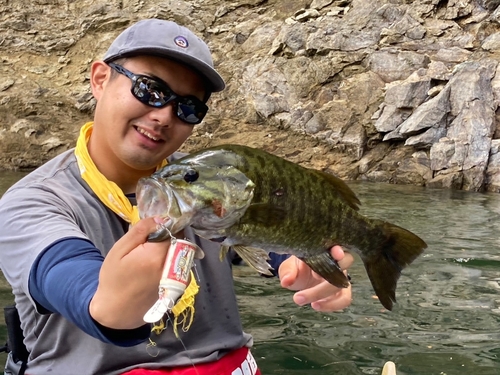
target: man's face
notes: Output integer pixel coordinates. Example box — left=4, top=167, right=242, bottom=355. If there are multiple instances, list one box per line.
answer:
left=89, top=55, right=207, bottom=178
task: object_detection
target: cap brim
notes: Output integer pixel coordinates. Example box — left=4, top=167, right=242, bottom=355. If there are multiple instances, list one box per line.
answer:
left=104, top=47, right=225, bottom=92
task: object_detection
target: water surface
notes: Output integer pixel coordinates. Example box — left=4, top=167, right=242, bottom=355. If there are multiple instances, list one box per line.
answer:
left=1, top=172, right=499, bottom=374
left=235, top=182, right=500, bottom=375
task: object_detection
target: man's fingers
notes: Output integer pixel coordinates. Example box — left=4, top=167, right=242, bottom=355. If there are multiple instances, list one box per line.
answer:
left=310, top=286, right=352, bottom=312
left=329, top=245, right=354, bottom=269
left=280, top=249, right=354, bottom=290
left=330, top=245, right=345, bottom=261
left=293, top=280, right=341, bottom=306
left=278, top=256, right=302, bottom=289
left=111, top=217, right=162, bottom=258
left=293, top=281, right=352, bottom=311
left=336, top=250, right=354, bottom=271
left=338, top=252, right=354, bottom=271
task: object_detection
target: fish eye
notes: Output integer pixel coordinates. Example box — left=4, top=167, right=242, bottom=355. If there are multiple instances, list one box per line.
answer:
left=184, top=169, right=199, bottom=183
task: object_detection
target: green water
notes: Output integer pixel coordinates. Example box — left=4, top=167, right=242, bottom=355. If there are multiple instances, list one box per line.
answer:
left=1, top=172, right=500, bottom=374
left=235, top=183, right=500, bottom=375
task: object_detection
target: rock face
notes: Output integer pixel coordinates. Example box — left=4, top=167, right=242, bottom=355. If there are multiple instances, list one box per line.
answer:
left=2, top=0, right=500, bottom=192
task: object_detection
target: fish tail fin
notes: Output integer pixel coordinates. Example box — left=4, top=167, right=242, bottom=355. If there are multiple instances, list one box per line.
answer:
left=362, top=222, right=427, bottom=311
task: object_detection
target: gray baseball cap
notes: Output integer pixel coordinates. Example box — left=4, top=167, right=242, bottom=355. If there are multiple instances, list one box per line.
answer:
left=103, top=19, right=225, bottom=92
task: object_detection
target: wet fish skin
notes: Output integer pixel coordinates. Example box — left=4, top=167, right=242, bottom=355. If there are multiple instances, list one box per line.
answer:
left=138, top=144, right=427, bottom=311
left=137, top=159, right=255, bottom=238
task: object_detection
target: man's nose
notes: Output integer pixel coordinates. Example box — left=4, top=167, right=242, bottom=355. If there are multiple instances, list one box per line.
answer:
left=149, top=102, right=178, bottom=127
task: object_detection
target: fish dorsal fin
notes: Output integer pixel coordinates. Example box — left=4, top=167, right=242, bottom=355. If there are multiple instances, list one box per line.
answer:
left=313, top=170, right=361, bottom=211
left=241, top=203, right=287, bottom=226
left=233, top=245, right=274, bottom=276
left=179, top=148, right=245, bottom=168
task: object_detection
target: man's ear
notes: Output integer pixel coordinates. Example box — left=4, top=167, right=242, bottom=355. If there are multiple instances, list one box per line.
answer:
left=90, top=61, right=111, bottom=100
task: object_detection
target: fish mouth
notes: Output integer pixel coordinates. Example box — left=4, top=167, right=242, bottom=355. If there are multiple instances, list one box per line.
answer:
left=136, top=176, right=174, bottom=220
left=136, top=176, right=194, bottom=234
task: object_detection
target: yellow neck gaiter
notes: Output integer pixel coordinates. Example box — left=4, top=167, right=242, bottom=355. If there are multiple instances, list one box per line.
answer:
left=74, top=121, right=198, bottom=337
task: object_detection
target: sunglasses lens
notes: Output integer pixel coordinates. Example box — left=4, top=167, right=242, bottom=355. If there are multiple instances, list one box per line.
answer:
left=131, top=75, right=208, bottom=125
left=133, top=77, right=173, bottom=108
left=177, top=99, right=207, bottom=125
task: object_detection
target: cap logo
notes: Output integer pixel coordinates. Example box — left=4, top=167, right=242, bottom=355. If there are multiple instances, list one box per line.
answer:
left=174, top=36, right=189, bottom=48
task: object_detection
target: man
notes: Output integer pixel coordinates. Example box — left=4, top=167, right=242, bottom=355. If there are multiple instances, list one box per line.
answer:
left=0, top=19, right=353, bottom=375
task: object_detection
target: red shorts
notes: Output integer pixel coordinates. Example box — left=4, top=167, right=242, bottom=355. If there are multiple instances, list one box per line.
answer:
left=121, top=347, right=261, bottom=375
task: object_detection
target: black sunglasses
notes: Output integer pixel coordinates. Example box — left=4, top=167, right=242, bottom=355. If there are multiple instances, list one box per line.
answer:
left=107, top=62, right=208, bottom=125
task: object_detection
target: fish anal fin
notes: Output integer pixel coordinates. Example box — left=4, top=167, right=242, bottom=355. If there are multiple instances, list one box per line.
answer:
left=233, top=245, right=274, bottom=276
left=299, top=252, right=350, bottom=288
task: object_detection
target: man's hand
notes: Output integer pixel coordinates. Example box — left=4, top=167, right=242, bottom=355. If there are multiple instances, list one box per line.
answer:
left=278, top=246, right=354, bottom=312
left=90, top=217, right=170, bottom=329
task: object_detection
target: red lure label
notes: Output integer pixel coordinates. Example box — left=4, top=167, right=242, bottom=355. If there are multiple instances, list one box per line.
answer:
left=166, top=240, right=197, bottom=285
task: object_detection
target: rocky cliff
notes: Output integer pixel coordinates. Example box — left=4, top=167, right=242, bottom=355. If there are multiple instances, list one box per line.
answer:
left=2, top=0, right=500, bottom=192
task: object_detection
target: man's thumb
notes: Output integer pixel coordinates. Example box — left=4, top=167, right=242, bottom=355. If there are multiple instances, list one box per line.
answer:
left=113, top=217, right=162, bottom=256
left=278, top=256, right=300, bottom=289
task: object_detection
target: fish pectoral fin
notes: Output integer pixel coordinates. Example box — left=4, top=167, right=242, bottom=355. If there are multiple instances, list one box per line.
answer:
left=300, top=252, right=350, bottom=288
left=219, top=245, right=231, bottom=261
left=242, top=204, right=287, bottom=226
left=233, top=245, right=274, bottom=276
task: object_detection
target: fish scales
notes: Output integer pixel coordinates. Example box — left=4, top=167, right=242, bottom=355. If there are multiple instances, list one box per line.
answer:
left=225, top=149, right=360, bottom=254
left=137, top=144, right=427, bottom=311
left=235, top=150, right=322, bottom=239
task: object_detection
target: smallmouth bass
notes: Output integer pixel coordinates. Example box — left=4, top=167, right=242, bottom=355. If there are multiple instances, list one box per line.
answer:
left=137, top=144, right=427, bottom=310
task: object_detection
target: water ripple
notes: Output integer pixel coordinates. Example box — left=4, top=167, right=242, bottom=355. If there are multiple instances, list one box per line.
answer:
left=234, top=182, right=500, bottom=374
